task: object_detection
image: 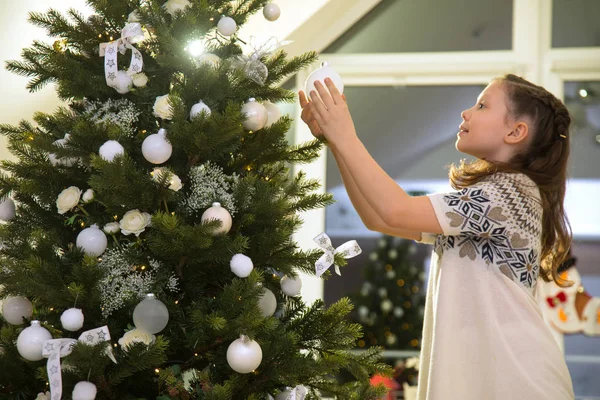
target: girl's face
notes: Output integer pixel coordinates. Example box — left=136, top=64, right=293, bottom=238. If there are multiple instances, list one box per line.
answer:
left=456, top=80, right=515, bottom=162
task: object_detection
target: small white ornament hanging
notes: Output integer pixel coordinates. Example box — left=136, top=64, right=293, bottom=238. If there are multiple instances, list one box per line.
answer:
left=226, top=335, right=262, bottom=373
left=263, top=3, right=281, bottom=21
left=230, top=254, right=254, bottom=278
left=190, top=101, right=212, bottom=119
left=76, top=224, right=108, bottom=257
left=305, top=61, right=344, bottom=100
left=378, top=287, right=388, bottom=298
left=388, top=249, right=398, bottom=259
left=113, top=70, right=133, bottom=94
left=393, top=307, right=404, bottom=318
left=381, top=299, right=393, bottom=313
left=0, top=197, right=16, bottom=221
left=142, top=128, right=172, bottom=164
left=72, top=381, right=97, bottom=400
left=201, top=202, right=232, bottom=235
left=2, top=296, right=33, bottom=325
left=241, top=98, right=268, bottom=131
left=358, top=305, right=369, bottom=319
left=60, top=308, right=84, bottom=331
left=262, top=101, right=282, bottom=127
left=99, top=140, right=125, bottom=162
left=132, top=72, right=148, bottom=87
left=258, top=287, right=277, bottom=317
left=16, top=320, right=52, bottom=361
left=280, top=275, right=302, bottom=297
left=217, top=16, right=237, bottom=36
left=196, top=53, right=221, bottom=67
left=133, top=293, right=169, bottom=334
left=49, top=134, right=79, bottom=167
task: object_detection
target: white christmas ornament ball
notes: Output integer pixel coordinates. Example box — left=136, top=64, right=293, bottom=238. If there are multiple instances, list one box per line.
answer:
left=99, top=140, right=125, bottom=162
left=388, top=249, right=398, bottom=259
left=230, top=254, right=254, bottom=278
left=0, top=197, right=16, bottom=221
left=76, top=224, right=108, bottom=257
left=378, top=287, right=388, bottom=298
left=241, top=98, right=268, bottom=131
left=196, top=53, right=221, bottom=67
left=72, top=381, right=97, bottom=400
left=381, top=299, right=393, bottom=313
left=113, top=70, right=133, bottom=94
left=258, top=288, right=277, bottom=317
left=305, top=61, right=344, bottom=99
left=60, top=308, right=84, bottom=331
left=201, top=202, right=232, bottom=235
left=358, top=305, right=369, bottom=319
left=133, top=293, right=169, bottom=334
left=142, top=128, right=172, bottom=164
left=262, top=101, right=282, bottom=127
left=393, top=307, right=404, bottom=318
left=49, top=134, right=78, bottom=167
left=280, top=275, right=302, bottom=297
left=263, top=3, right=281, bottom=21
left=217, top=16, right=237, bottom=36
left=2, top=296, right=33, bottom=325
left=226, top=336, right=262, bottom=373
left=190, top=101, right=212, bottom=119
left=16, top=320, right=52, bottom=361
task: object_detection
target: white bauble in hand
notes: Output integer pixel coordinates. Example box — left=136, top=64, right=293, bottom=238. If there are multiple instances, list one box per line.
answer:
left=190, top=101, right=212, bottom=119
left=61, top=308, right=84, bottom=331
left=0, top=197, right=15, bottom=221
left=201, top=202, right=232, bottom=235
left=99, top=140, right=125, bottom=162
left=49, top=134, right=78, bottom=167
left=258, top=287, right=277, bottom=317
left=133, top=293, right=169, bottom=334
left=226, top=335, right=262, bottom=373
left=241, top=98, right=268, bottom=131
left=72, top=381, right=97, bottom=400
left=230, top=254, right=253, bottom=278
left=16, top=320, right=52, bottom=361
left=280, top=275, right=302, bottom=297
left=217, top=16, right=237, bottom=36
left=2, top=296, right=33, bottom=325
left=263, top=101, right=282, bottom=127
left=142, top=128, right=172, bottom=164
left=305, top=61, right=344, bottom=99
left=76, top=224, right=108, bottom=257
left=263, top=3, right=281, bottom=21
left=113, top=70, right=133, bottom=94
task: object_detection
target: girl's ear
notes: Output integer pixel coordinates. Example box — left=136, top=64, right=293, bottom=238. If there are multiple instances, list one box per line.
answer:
left=505, top=121, right=529, bottom=145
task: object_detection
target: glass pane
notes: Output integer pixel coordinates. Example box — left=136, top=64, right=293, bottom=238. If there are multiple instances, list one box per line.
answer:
left=552, top=0, right=600, bottom=48
left=564, top=81, right=600, bottom=178
left=325, top=0, right=512, bottom=53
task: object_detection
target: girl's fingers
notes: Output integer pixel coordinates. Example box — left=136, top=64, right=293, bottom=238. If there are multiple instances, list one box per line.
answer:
left=324, top=78, right=344, bottom=105
left=298, top=90, right=309, bottom=108
left=314, top=80, right=335, bottom=108
left=309, top=91, right=328, bottom=123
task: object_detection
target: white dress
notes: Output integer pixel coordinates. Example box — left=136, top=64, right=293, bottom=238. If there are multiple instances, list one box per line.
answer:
left=416, top=172, right=574, bottom=400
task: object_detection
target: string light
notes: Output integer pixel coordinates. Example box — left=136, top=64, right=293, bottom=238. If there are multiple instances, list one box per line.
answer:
left=174, top=300, right=179, bottom=304
left=579, top=89, right=588, bottom=98
left=155, top=368, right=160, bottom=374
left=80, top=221, right=85, bottom=228
left=397, top=279, right=405, bottom=287
left=185, top=39, right=205, bottom=57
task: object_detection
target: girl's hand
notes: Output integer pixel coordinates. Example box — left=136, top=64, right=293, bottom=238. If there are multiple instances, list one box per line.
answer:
left=306, top=79, right=356, bottom=145
left=298, top=90, right=324, bottom=139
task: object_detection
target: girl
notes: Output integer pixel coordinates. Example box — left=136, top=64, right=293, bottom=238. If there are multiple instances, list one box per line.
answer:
left=299, top=74, right=575, bottom=399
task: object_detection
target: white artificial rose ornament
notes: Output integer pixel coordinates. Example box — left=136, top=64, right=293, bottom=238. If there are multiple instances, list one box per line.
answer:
left=153, top=95, right=174, bottom=120
left=82, top=189, right=95, bottom=203
left=132, top=72, right=148, bottom=87
left=119, top=209, right=152, bottom=236
left=163, top=0, right=191, bottom=16
left=56, top=186, right=82, bottom=214
left=103, top=222, right=120, bottom=234
left=152, top=168, right=182, bottom=191
left=118, top=328, right=156, bottom=351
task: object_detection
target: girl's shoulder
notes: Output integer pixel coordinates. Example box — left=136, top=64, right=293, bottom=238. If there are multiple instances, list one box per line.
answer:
left=481, top=171, right=541, bottom=203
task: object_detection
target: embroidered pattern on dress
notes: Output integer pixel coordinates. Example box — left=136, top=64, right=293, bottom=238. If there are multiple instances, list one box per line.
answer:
left=433, top=180, right=541, bottom=290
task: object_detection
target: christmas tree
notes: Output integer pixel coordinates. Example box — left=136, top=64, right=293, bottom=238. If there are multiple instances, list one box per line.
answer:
left=0, top=1, right=390, bottom=399
left=352, top=235, right=426, bottom=352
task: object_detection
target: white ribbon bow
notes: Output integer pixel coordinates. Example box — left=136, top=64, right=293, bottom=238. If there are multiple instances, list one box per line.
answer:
left=43, top=326, right=116, bottom=400
left=99, top=22, right=145, bottom=88
left=314, top=232, right=362, bottom=277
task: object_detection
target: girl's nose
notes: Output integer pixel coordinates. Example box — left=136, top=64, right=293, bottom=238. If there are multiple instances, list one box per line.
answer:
left=461, top=108, right=470, bottom=121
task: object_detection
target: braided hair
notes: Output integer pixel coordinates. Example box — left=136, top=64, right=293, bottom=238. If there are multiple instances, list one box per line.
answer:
left=448, top=74, right=572, bottom=287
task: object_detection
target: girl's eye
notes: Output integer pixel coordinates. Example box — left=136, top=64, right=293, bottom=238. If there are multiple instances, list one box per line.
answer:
left=477, top=103, right=485, bottom=109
